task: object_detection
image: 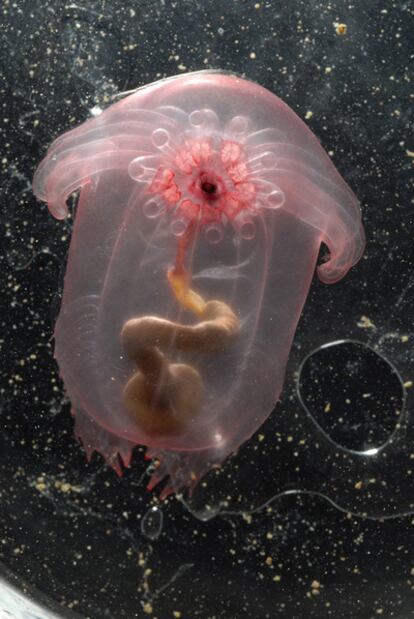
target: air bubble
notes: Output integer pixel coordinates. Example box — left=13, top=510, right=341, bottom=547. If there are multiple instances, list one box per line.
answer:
left=205, top=222, right=224, bottom=244
left=298, top=340, right=404, bottom=452
left=6, top=246, right=35, bottom=270
left=152, top=128, right=169, bottom=148
left=141, top=506, right=163, bottom=540
left=143, top=200, right=164, bottom=219
left=266, top=189, right=285, bottom=209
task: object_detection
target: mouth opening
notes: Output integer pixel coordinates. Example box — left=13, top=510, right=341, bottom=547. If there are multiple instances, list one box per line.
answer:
left=195, top=171, right=222, bottom=203
left=201, top=181, right=217, bottom=195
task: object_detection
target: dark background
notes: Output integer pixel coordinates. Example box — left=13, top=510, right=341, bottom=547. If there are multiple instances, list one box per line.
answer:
left=1, top=1, right=414, bottom=618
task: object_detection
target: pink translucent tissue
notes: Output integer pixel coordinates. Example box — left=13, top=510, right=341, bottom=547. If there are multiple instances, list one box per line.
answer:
left=33, top=71, right=365, bottom=498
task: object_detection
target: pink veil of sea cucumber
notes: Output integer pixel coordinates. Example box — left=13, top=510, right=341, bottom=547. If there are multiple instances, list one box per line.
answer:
left=32, top=71, right=365, bottom=498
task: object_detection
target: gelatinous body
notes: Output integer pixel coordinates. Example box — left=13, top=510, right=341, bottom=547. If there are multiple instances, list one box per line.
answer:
left=32, top=71, right=365, bottom=498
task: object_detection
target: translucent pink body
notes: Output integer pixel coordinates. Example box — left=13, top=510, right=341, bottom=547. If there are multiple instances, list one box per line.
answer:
left=32, top=71, right=365, bottom=497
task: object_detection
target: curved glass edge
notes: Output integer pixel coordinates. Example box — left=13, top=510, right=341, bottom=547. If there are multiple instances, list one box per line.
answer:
left=0, top=568, right=80, bottom=619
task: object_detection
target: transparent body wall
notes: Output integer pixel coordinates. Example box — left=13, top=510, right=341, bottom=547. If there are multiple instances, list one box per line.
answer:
left=32, top=71, right=364, bottom=499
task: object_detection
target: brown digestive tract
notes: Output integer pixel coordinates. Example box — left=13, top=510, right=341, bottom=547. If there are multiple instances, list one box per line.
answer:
left=121, top=286, right=240, bottom=437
